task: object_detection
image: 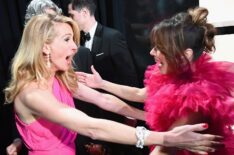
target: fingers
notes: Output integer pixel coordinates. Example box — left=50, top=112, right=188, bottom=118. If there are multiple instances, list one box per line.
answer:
left=6, top=145, right=17, bottom=155
left=192, top=139, right=223, bottom=147
left=193, top=132, right=224, bottom=145
left=77, top=76, right=86, bottom=83
left=91, top=65, right=99, bottom=76
left=170, top=123, right=207, bottom=134
left=91, top=65, right=96, bottom=74
left=180, top=138, right=224, bottom=154
left=200, top=134, right=223, bottom=141
left=187, top=147, right=212, bottom=155
left=182, top=133, right=224, bottom=148
left=75, top=71, right=86, bottom=76
left=180, top=144, right=215, bottom=154
left=187, top=149, right=208, bottom=155
left=184, top=123, right=209, bottom=132
left=187, top=143, right=217, bottom=154
left=76, top=72, right=90, bottom=83
left=76, top=72, right=89, bottom=78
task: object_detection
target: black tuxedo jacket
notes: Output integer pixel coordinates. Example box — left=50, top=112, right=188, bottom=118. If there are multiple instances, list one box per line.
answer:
left=91, top=23, right=139, bottom=87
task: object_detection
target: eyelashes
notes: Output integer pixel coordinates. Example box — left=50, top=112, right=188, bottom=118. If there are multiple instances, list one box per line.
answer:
left=65, top=38, right=70, bottom=42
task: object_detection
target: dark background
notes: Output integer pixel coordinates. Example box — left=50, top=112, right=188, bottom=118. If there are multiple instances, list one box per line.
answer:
left=0, top=0, right=199, bottom=154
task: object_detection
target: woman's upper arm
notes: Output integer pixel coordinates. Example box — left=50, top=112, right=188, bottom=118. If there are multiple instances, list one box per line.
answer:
left=21, top=88, right=96, bottom=133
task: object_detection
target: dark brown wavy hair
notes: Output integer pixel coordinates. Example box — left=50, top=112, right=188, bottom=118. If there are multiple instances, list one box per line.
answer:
left=150, top=7, right=217, bottom=74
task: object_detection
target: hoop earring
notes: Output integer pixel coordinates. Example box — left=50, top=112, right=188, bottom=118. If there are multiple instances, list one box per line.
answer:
left=46, top=53, right=51, bottom=68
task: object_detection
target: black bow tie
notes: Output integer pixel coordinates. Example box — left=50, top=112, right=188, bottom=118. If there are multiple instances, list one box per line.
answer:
left=80, top=31, right=91, bottom=46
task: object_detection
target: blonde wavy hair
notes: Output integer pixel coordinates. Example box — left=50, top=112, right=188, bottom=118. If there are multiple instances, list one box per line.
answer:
left=5, top=14, right=80, bottom=103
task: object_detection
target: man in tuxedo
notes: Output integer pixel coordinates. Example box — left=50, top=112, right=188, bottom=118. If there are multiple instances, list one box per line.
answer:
left=68, top=1, right=145, bottom=155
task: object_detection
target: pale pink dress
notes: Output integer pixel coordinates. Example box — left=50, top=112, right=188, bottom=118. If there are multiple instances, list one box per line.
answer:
left=15, top=77, right=77, bottom=155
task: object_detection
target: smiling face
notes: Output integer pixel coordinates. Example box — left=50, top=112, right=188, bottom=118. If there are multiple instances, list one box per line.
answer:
left=44, top=22, right=77, bottom=72
left=150, top=47, right=169, bottom=74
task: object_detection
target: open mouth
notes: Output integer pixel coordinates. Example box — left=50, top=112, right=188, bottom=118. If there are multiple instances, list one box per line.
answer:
left=156, top=59, right=163, bottom=67
left=65, top=56, right=72, bottom=64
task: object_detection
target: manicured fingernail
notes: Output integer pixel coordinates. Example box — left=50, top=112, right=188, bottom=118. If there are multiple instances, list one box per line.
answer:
left=202, top=123, right=208, bottom=128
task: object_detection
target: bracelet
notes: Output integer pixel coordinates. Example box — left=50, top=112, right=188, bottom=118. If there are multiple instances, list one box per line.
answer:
left=135, top=126, right=150, bottom=149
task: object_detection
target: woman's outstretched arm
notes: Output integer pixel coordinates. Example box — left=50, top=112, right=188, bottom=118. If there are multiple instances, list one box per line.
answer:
left=18, top=86, right=221, bottom=154
left=77, top=65, right=146, bottom=103
left=74, top=82, right=145, bottom=120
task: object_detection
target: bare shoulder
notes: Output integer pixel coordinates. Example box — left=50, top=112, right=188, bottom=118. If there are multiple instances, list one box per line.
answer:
left=15, top=82, right=50, bottom=123
left=15, top=81, right=61, bottom=123
left=18, top=82, right=51, bottom=106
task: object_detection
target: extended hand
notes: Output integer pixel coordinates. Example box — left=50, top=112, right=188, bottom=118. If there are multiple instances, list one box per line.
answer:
left=164, top=123, right=223, bottom=154
left=6, top=138, right=22, bottom=155
left=76, top=65, right=103, bottom=88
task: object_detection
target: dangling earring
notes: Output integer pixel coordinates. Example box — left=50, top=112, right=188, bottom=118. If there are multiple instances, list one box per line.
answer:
left=46, top=53, right=51, bottom=68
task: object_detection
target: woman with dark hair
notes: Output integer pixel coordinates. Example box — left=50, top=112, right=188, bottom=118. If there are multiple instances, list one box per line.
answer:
left=77, top=7, right=234, bottom=155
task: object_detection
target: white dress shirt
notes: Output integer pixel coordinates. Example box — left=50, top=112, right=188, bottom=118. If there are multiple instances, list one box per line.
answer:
left=85, top=22, right=97, bottom=50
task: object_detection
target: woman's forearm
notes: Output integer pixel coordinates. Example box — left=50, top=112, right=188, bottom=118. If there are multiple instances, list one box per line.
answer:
left=102, top=93, right=145, bottom=120
left=101, top=80, right=146, bottom=102
left=87, top=118, right=162, bottom=146
left=75, top=83, right=145, bottom=120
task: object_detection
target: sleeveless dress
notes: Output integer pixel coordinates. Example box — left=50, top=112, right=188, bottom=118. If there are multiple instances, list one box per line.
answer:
left=144, top=53, right=234, bottom=155
left=15, top=77, right=77, bottom=155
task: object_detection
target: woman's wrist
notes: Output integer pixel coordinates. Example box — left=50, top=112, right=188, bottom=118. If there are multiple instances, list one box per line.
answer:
left=101, top=80, right=108, bottom=90
left=135, top=126, right=150, bottom=148
left=144, top=131, right=165, bottom=146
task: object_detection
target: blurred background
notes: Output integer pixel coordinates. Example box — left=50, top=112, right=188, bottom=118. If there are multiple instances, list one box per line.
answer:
left=1, top=0, right=233, bottom=154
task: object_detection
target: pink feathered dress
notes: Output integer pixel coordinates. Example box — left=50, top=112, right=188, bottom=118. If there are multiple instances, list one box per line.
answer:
left=144, top=53, right=234, bottom=155
left=15, top=77, right=77, bottom=155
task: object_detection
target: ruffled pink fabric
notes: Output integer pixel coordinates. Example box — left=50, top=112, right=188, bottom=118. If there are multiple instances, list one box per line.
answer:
left=144, top=53, right=234, bottom=154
